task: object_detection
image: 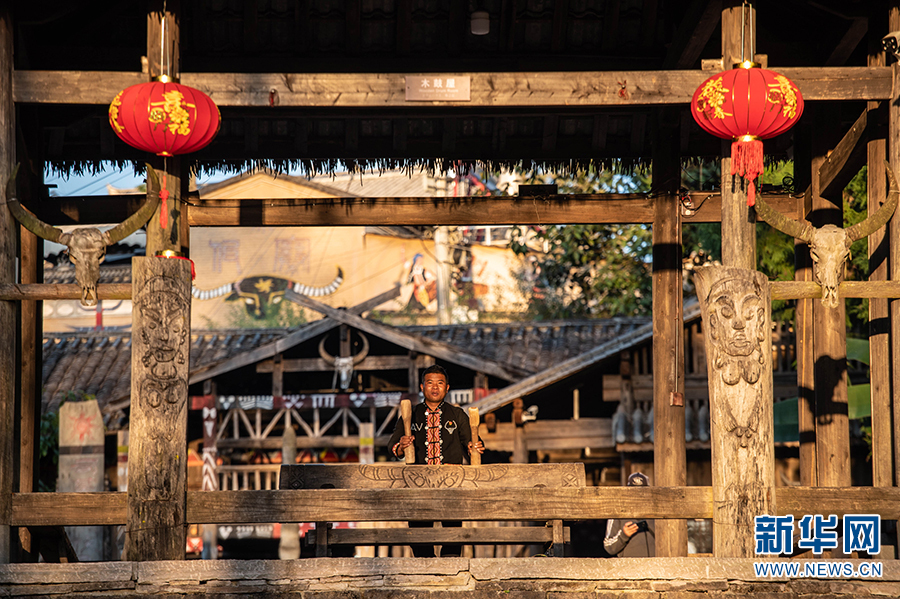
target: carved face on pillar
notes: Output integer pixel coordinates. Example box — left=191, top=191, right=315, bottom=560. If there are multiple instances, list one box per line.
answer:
left=137, top=276, right=189, bottom=409
left=706, top=277, right=766, bottom=385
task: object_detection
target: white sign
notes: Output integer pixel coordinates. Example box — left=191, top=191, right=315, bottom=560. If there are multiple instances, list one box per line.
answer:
left=405, top=76, right=471, bottom=101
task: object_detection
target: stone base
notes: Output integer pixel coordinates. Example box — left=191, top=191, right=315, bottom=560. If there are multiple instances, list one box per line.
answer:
left=1, top=557, right=898, bottom=597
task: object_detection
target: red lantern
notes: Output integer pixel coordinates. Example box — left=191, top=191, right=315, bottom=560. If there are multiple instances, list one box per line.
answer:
left=108, top=79, right=220, bottom=157
left=691, top=62, right=803, bottom=206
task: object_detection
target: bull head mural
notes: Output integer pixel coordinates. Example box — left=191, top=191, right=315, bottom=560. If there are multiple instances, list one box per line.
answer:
left=318, top=331, right=369, bottom=390
left=191, top=269, right=343, bottom=319
left=755, top=162, right=898, bottom=308
left=6, top=164, right=160, bottom=306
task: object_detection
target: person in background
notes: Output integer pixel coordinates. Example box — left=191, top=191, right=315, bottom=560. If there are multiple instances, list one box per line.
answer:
left=603, top=472, right=655, bottom=557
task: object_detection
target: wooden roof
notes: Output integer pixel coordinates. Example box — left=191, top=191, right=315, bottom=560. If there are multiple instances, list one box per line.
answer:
left=12, top=0, right=886, bottom=178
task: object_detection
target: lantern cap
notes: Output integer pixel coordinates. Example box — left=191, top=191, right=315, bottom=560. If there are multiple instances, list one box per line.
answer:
left=733, top=60, right=761, bottom=69
left=156, top=250, right=184, bottom=258
left=738, top=135, right=759, bottom=143
left=153, top=75, right=175, bottom=83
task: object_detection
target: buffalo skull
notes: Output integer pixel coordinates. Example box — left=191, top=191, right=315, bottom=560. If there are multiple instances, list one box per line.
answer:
left=6, top=164, right=160, bottom=306
left=318, top=331, right=370, bottom=390
left=755, top=161, right=898, bottom=308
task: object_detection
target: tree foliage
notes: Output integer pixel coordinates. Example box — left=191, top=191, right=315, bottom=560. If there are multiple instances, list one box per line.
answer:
left=500, top=160, right=873, bottom=324
left=506, top=167, right=653, bottom=319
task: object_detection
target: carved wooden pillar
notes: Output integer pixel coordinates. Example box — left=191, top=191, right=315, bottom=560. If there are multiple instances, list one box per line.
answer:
left=695, top=265, right=774, bottom=557
left=125, top=256, right=191, bottom=560
left=0, top=5, right=15, bottom=564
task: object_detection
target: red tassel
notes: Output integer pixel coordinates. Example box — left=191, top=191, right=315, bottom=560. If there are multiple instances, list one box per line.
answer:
left=159, top=173, right=169, bottom=229
left=730, top=138, right=764, bottom=206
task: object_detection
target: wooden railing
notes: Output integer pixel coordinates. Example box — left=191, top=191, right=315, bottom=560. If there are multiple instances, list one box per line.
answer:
left=10, top=486, right=900, bottom=527
left=216, top=464, right=281, bottom=491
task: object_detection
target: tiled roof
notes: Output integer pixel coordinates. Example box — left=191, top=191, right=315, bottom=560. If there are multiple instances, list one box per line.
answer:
left=43, top=262, right=133, bottom=285
left=42, top=329, right=288, bottom=417
left=407, top=319, right=651, bottom=374
left=41, top=318, right=651, bottom=418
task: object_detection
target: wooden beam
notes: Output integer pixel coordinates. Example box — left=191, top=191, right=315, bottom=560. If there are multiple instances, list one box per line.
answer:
left=279, top=463, right=585, bottom=490
left=215, top=435, right=393, bottom=450
left=818, top=106, right=882, bottom=201
left=0, top=283, right=131, bottom=301
left=12, top=67, right=893, bottom=106
left=770, top=280, right=900, bottom=300
left=12, top=486, right=900, bottom=527
left=256, top=354, right=428, bottom=373
left=189, top=285, right=400, bottom=385
left=325, top=526, right=564, bottom=546
left=286, top=292, right=529, bottom=381
left=825, top=18, right=867, bottom=67
left=0, top=4, right=14, bottom=564
left=183, top=192, right=796, bottom=227
left=663, top=0, right=722, bottom=69
left=479, top=419, right=613, bottom=452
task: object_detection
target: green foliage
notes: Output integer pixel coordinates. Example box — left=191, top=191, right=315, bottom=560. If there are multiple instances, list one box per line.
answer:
left=38, top=409, right=59, bottom=492
left=37, top=390, right=97, bottom=492
left=507, top=167, right=653, bottom=319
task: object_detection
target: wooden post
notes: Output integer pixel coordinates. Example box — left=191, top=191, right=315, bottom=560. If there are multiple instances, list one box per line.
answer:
left=272, top=353, right=284, bottom=399
left=200, top=381, right=218, bottom=560
left=0, top=5, right=16, bottom=564
left=512, top=398, right=527, bottom=464
left=792, top=120, right=817, bottom=486
left=811, top=104, right=851, bottom=488
left=651, top=105, right=686, bottom=556
left=125, top=256, right=191, bottom=561
left=695, top=265, right=775, bottom=557
left=145, top=0, right=188, bottom=259
left=17, top=223, right=41, bottom=559
left=891, top=45, right=900, bottom=492
left=721, top=1, right=756, bottom=270
left=278, top=425, right=300, bottom=560
left=868, top=7, right=894, bottom=489
left=408, top=351, right=419, bottom=396
left=468, top=407, right=481, bottom=467
left=434, top=226, right=451, bottom=324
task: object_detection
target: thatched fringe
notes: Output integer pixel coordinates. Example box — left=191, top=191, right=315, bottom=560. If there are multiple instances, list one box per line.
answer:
left=46, top=156, right=657, bottom=180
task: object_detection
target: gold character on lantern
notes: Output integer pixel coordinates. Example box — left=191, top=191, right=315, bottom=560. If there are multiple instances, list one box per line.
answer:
left=695, top=78, right=731, bottom=121
left=109, top=92, right=125, bottom=133
left=767, top=75, right=799, bottom=119
left=147, top=90, right=195, bottom=136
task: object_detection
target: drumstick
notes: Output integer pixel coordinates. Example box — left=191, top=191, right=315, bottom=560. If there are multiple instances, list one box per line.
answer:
left=400, top=399, right=415, bottom=464
left=468, top=407, right=481, bottom=466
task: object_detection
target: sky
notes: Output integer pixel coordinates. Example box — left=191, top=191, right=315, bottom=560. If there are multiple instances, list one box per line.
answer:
left=44, top=163, right=230, bottom=196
